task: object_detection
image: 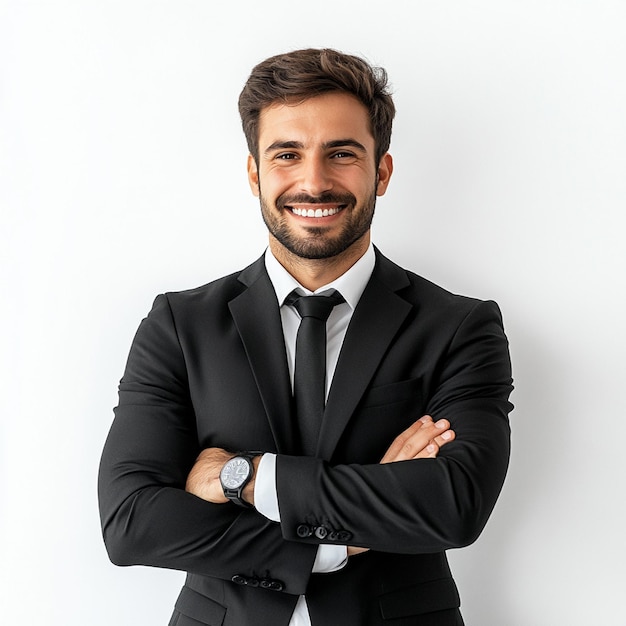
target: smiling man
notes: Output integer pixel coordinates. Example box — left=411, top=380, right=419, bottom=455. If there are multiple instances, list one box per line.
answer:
left=99, top=49, right=513, bottom=626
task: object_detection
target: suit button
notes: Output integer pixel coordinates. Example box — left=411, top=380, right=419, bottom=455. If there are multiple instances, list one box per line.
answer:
left=297, top=524, right=313, bottom=538
left=232, top=575, right=247, bottom=585
left=260, top=579, right=284, bottom=592
left=246, top=577, right=259, bottom=587
left=328, top=531, right=339, bottom=541
left=314, top=526, right=328, bottom=539
left=337, top=531, right=353, bottom=542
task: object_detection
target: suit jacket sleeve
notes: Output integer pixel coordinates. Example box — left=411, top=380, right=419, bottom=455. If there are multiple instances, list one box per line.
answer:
left=275, top=298, right=513, bottom=553
left=98, top=294, right=317, bottom=594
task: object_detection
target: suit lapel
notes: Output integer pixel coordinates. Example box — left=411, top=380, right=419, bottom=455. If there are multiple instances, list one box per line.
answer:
left=228, top=251, right=415, bottom=459
left=229, top=257, right=298, bottom=454
left=317, top=252, right=414, bottom=460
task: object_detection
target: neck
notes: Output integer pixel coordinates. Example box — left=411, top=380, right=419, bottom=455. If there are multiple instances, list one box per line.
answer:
left=269, top=233, right=370, bottom=291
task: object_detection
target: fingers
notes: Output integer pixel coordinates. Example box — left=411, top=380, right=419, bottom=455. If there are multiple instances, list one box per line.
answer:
left=415, top=427, right=456, bottom=460
left=379, top=415, right=431, bottom=463
left=380, top=415, right=455, bottom=464
left=347, top=546, right=370, bottom=557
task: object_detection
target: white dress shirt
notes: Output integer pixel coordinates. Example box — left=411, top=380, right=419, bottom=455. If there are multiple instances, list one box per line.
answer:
left=253, top=243, right=376, bottom=626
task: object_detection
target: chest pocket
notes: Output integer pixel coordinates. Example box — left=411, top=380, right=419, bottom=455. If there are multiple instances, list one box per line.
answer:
left=331, top=378, right=425, bottom=463
left=360, top=377, right=424, bottom=410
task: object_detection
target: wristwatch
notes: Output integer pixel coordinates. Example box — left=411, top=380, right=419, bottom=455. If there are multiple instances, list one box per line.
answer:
left=219, top=454, right=257, bottom=508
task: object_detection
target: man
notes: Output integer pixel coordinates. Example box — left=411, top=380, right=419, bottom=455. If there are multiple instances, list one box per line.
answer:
left=99, top=48, right=513, bottom=626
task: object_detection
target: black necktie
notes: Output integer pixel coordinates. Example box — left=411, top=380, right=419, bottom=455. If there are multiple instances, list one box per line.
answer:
left=285, top=289, right=345, bottom=455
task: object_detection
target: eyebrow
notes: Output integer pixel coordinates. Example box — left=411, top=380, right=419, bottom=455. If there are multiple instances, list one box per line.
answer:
left=263, top=139, right=368, bottom=155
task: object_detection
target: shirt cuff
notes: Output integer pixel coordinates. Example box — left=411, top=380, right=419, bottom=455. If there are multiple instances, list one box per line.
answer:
left=253, top=453, right=280, bottom=522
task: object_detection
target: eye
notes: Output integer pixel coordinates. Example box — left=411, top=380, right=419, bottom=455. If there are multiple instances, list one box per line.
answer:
left=331, top=151, right=356, bottom=160
left=275, top=152, right=298, bottom=160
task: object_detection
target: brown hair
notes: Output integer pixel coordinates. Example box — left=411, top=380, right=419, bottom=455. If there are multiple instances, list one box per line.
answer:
left=238, top=48, right=395, bottom=165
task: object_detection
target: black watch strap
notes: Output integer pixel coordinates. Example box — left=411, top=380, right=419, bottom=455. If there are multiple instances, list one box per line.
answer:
left=222, top=486, right=253, bottom=508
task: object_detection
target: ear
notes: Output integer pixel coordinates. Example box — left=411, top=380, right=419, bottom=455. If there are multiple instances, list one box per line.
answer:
left=247, top=154, right=260, bottom=197
left=376, top=153, right=393, bottom=196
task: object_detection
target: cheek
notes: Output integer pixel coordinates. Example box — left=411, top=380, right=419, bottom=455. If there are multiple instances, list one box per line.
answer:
left=342, top=167, right=377, bottom=191
left=259, top=169, right=294, bottom=196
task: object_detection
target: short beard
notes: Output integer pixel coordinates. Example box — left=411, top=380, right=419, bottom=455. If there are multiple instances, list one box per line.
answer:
left=259, top=188, right=377, bottom=260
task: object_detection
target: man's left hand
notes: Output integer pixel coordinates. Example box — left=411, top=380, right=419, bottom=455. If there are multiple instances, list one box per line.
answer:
left=186, top=448, right=260, bottom=505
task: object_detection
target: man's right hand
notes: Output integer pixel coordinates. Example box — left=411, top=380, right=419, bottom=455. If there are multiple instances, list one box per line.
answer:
left=380, top=415, right=455, bottom=464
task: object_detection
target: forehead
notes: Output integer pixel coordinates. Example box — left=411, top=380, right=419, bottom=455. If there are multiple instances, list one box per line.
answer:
left=258, top=92, right=373, bottom=148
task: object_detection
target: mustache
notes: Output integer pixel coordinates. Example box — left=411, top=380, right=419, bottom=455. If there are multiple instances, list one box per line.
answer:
left=276, top=192, right=356, bottom=210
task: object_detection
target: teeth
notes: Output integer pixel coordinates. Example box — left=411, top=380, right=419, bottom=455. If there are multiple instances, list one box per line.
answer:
left=291, top=207, right=341, bottom=217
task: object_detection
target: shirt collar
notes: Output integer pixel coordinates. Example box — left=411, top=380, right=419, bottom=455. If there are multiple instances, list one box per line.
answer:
left=264, top=243, right=376, bottom=311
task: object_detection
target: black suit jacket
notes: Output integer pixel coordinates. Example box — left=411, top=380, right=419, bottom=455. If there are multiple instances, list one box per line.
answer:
left=98, top=249, right=513, bottom=626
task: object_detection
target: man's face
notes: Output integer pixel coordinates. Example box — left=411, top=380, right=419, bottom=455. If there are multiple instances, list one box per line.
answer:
left=247, top=92, right=392, bottom=261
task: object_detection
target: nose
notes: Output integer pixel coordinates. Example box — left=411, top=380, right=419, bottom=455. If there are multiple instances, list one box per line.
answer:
left=299, top=157, right=333, bottom=196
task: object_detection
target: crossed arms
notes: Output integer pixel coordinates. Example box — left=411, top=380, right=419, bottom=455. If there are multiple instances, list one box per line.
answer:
left=186, top=416, right=455, bottom=506
left=186, top=415, right=456, bottom=558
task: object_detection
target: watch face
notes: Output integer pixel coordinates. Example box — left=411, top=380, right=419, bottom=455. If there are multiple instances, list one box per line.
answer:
left=220, top=457, right=251, bottom=489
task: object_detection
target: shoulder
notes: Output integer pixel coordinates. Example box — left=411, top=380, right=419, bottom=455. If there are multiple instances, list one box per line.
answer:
left=161, top=255, right=265, bottom=306
left=143, top=254, right=266, bottom=326
left=373, top=249, right=504, bottom=326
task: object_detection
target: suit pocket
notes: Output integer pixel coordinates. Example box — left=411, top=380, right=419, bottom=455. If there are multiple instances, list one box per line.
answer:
left=360, top=377, right=423, bottom=409
left=335, top=377, right=426, bottom=462
left=169, top=586, right=227, bottom=626
left=379, top=577, right=460, bottom=619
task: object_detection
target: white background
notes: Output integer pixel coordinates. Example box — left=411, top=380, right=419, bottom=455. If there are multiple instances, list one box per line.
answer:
left=1, top=1, right=625, bottom=624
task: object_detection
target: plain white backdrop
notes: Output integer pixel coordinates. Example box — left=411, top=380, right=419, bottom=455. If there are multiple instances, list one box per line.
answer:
left=1, top=1, right=625, bottom=624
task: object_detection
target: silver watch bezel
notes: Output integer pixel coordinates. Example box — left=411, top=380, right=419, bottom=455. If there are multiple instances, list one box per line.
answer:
left=219, top=456, right=253, bottom=490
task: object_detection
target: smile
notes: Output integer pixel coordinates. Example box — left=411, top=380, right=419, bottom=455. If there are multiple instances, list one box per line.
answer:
left=289, top=206, right=345, bottom=218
